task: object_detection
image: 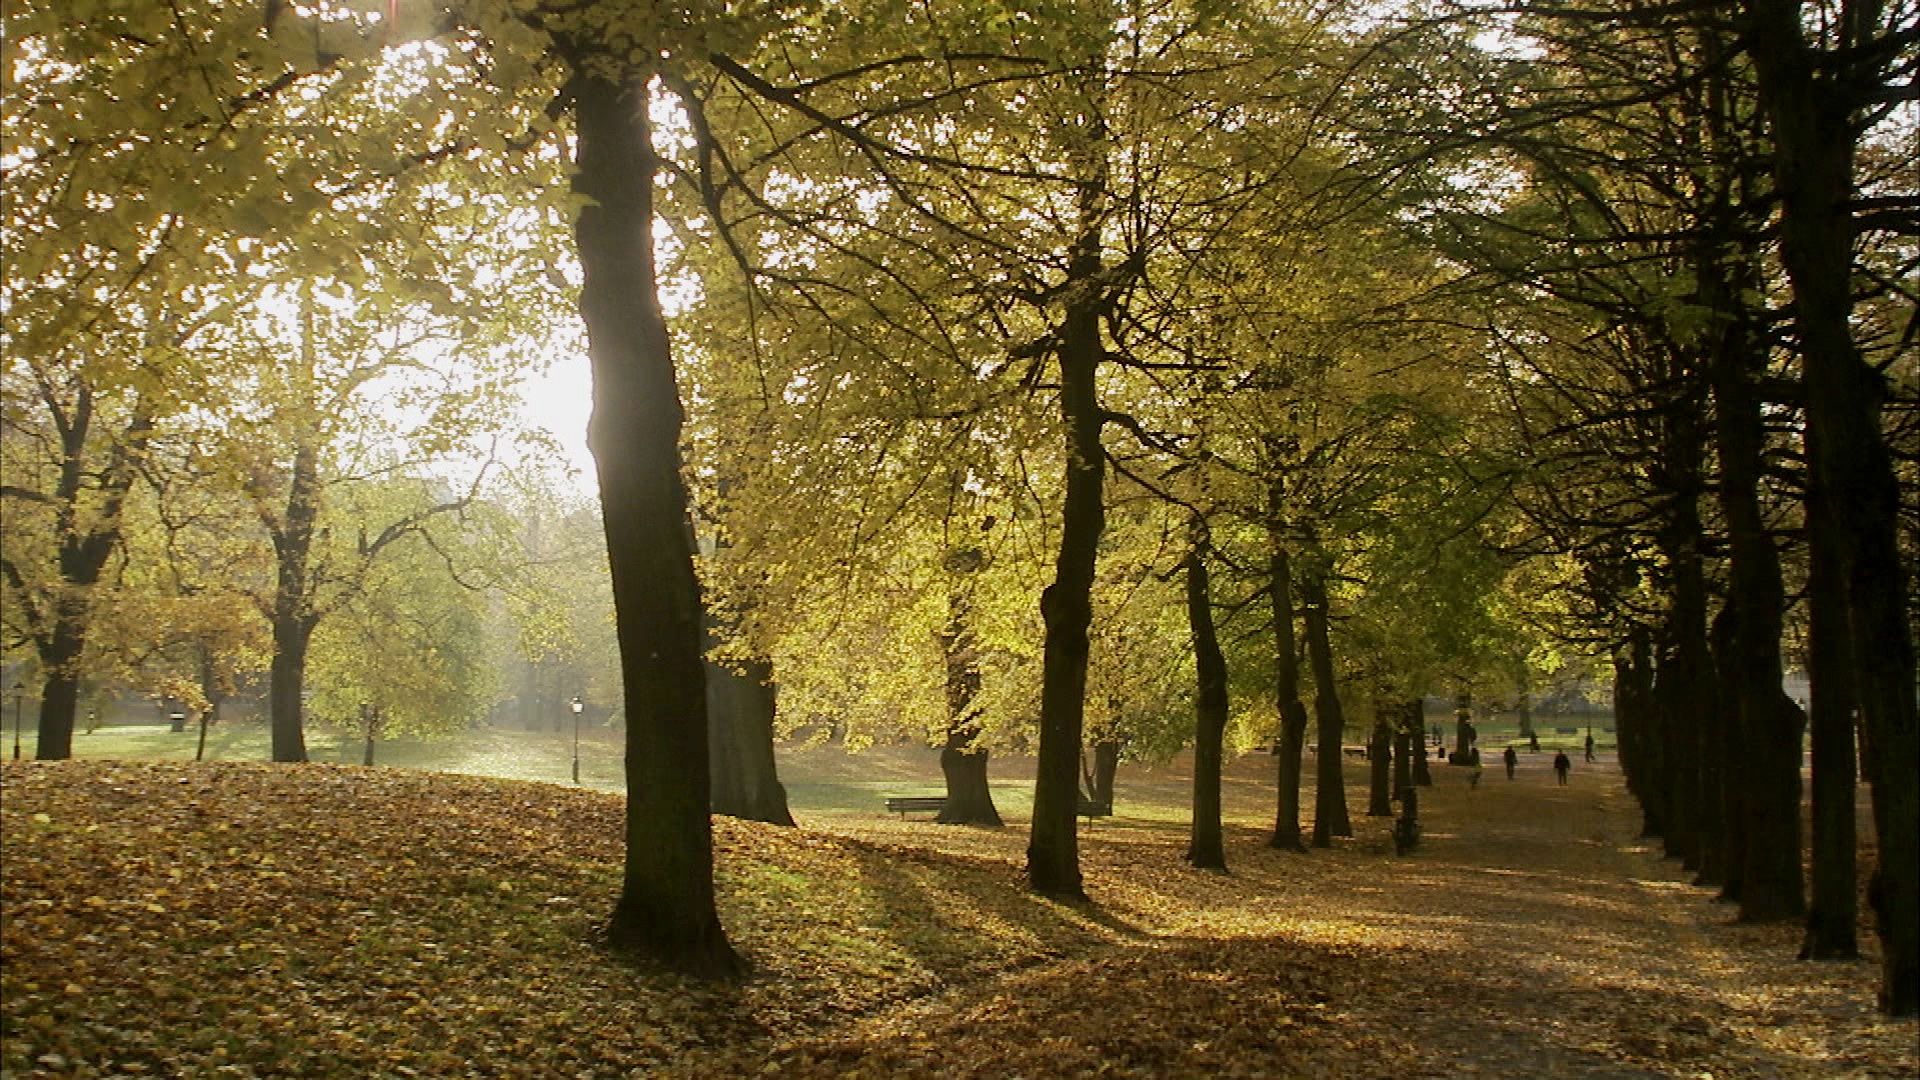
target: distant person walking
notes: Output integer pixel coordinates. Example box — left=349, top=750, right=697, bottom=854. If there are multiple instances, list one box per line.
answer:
left=1529, top=731, right=1541, bottom=753
left=1584, top=733, right=1596, bottom=763
left=1553, top=751, right=1572, bottom=785
left=1469, top=748, right=1484, bottom=790
left=1503, top=745, right=1518, bottom=780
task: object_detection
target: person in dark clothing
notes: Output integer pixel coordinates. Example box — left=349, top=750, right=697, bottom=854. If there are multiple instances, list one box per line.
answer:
left=1584, top=733, right=1596, bottom=762
left=1529, top=731, right=1541, bottom=753
left=1503, top=745, right=1518, bottom=780
left=1553, top=751, right=1572, bottom=785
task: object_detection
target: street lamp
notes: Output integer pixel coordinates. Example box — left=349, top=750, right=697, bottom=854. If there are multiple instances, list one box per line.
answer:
left=570, top=696, right=584, bottom=785
left=11, top=680, right=24, bottom=761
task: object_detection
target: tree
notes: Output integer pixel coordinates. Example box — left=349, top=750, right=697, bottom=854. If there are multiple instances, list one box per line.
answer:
left=1266, top=538, right=1312, bottom=851
left=1183, top=521, right=1231, bottom=871
left=1394, top=1, right=1812, bottom=916
left=110, top=440, right=272, bottom=760
left=704, top=607, right=795, bottom=825
left=933, top=523, right=1005, bottom=827
left=213, top=277, right=513, bottom=764
left=0, top=374, right=156, bottom=759
left=306, top=479, right=498, bottom=766
left=0, top=1, right=305, bottom=755
left=1299, top=556, right=1353, bottom=846
left=690, top=0, right=1398, bottom=897
left=1736, top=0, right=1918, bottom=1015
left=563, top=55, right=741, bottom=976
left=488, top=471, right=622, bottom=738
left=3, top=1, right=565, bottom=761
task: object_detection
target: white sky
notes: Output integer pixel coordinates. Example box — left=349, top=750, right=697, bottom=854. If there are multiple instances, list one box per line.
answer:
left=517, top=351, right=598, bottom=493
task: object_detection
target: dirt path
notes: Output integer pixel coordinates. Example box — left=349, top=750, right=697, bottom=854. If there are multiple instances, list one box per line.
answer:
left=1353, top=756, right=1761, bottom=1078
left=680, top=751, right=1914, bottom=1079
left=1232, top=753, right=1909, bottom=1079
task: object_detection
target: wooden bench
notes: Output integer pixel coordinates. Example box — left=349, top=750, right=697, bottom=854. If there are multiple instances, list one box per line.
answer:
left=884, top=796, right=948, bottom=817
left=1313, top=737, right=1374, bottom=757
left=883, top=796, right=1114, bottom=819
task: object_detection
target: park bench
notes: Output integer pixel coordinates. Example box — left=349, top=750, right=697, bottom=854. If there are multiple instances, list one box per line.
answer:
left=884, top=796, right=947, bottom=817
left=883, top=795, right=1114, bottom=819
left=1305, top=744, right=1371, bottom=759
left=1278, top=744, right=1368, bottom=759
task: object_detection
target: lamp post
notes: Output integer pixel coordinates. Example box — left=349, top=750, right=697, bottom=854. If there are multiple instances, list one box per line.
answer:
left=11, top=680, right=24, bottom=761
left=570, top=696, right=584, bottom=785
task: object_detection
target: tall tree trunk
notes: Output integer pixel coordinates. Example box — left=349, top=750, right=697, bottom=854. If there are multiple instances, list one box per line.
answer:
left=1084, top=740, right=1121, bottom=809
left=1703, top=606, right=1740, bottom=898
left=1653, top=408, right=1715, bottom=875
left=1618, top=630, right=1666, bottom=840
left=1451, top=692, right=1473, bottom=764
left=702, top=479, right=793, bottom=826
left=32, top=391, right=152, bottom=760
left=1801, top=485, right=1858, bottom=958
left=706, top=652, right=795, bottom=826
left=266, top=439, right=321, bottom=764
left=571, top=65, right=740, bottom=978
left=361, top=705, right=380, bottom=767
left=1367, top=709, right=1393, bottom=817
left=33, top=621, right=84, bottom=762
left=1301, top=565, right=1350, bottom=846
left=1268, top=539, right=1309, bottom=852
left=1026, top=177, right=1108, bottom=901
left=1651, top=636, right=1694, bottom=862
left=937, top=545, right=1001, bottom=826
left=267, top=611, right=315, bottom=765
left=1410, top=699, right=1432, bottom=787
left=1741, top=0, right=1917, bottom=1013
left=1184, top=532, right=1228, bottom=872
left=1710, top=299, right=1804, bottom=921
left=1392, top=715, right=1414, bottom=795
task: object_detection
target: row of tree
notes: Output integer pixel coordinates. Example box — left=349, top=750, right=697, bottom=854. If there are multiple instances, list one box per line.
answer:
left=1405, top=0, right=1916, bottom=1015
left=3, top=0, right=1910, bottom=1014
left=670, top=0, right=1914, bottom=1012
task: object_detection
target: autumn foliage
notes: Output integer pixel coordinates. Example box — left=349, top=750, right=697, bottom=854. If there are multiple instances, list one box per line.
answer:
left=3, top=758, right=1913, bottom=1078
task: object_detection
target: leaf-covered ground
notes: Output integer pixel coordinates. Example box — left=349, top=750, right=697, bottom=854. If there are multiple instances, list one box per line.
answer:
left=2, top=753, right=1913, bottom=1078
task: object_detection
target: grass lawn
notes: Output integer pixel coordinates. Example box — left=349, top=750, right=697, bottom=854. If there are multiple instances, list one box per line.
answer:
left=62, top=722, right=628, bottom=790
left=58, top=716, right=1609, bottom=819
